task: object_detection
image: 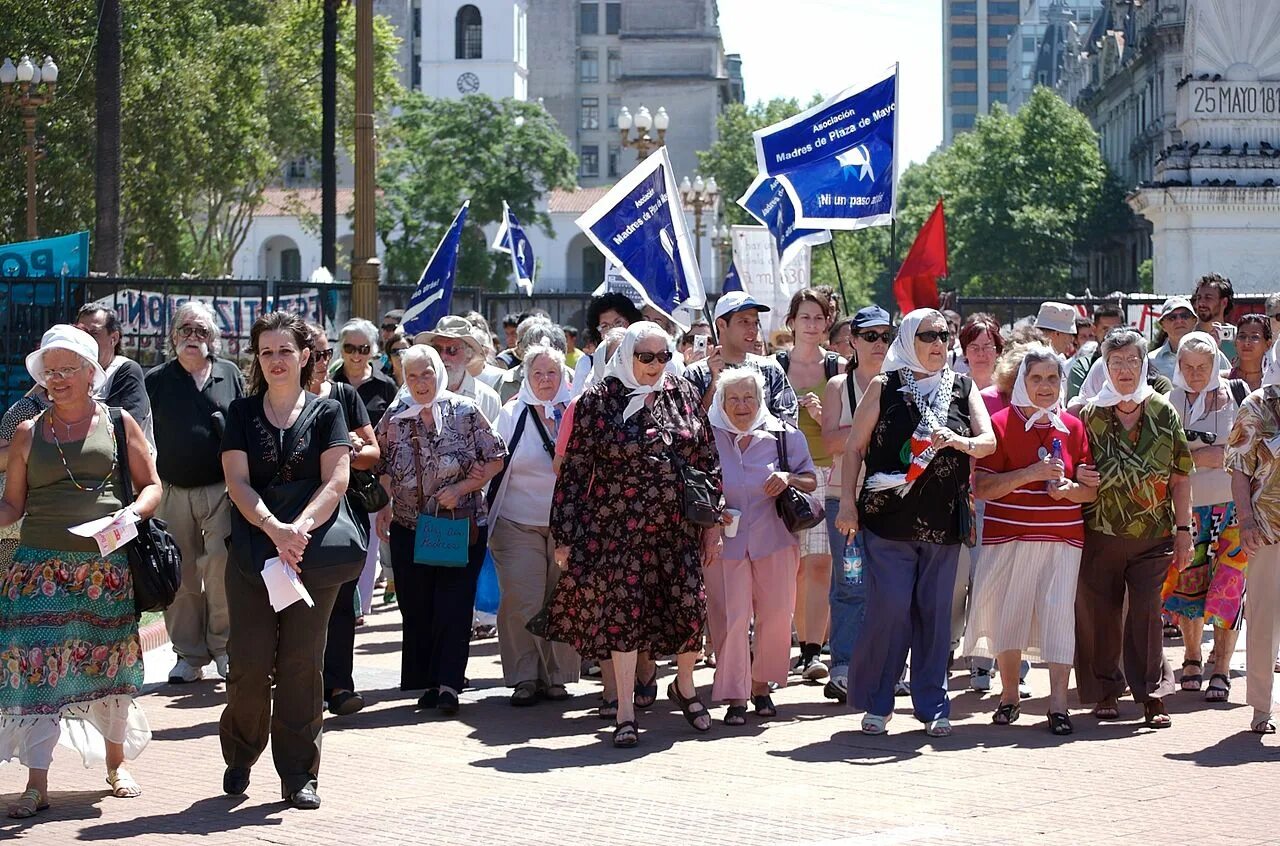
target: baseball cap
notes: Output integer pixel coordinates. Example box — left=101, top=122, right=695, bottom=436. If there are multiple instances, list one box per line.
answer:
left=1159, top=296, right=1195, bottom=320
left=852, top=305, right=892, bottom=329
left=713, top=291, right=771, bottom=322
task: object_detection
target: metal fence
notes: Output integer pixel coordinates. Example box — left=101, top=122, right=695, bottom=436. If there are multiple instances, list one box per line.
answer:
left=955, top=293, right=1272, bottom=331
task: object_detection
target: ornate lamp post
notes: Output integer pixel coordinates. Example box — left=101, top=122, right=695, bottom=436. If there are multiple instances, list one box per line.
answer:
left=618, top=105, right=668, bottom=159
left=711, top=223, right=731, bottom=282
left=679, top=174, right=719, bottom=261
left=1, top=55, right=58, bottom=240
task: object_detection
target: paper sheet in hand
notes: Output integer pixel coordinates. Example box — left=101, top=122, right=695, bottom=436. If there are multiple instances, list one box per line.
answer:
left=261, top=556, right=315, bottom=612
left=68, top=510, right=141, bottom=557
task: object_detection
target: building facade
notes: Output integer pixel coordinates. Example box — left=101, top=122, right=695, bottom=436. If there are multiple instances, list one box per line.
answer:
left=1006, top=0, right=1100, bottom=113
left=942, top=0, right=1020, bottom=145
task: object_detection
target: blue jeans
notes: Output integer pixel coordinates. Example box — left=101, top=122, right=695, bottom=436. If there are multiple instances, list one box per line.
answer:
left=825, top=497, right=865, bottom=678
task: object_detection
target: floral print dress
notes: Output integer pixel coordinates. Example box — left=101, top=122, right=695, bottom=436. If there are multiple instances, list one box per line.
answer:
left=544, top=374, right=721, bottom=660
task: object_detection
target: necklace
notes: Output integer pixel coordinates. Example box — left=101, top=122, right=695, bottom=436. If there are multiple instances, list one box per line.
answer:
left=48, top=406, right=117, bottom=493
left=264, top=392, right=301, bottom=430
left=51, top=407, right=94, bottom=435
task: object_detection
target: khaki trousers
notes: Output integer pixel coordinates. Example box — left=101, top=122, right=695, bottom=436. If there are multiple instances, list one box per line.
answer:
left=1246, top=543, right=1280, bottom=718
left=488, top=517, right=579, bottom=687
left=160, top=482, right=233, bottom=662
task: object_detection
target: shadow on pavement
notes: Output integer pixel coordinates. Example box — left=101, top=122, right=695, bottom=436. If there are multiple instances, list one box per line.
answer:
left=1163, top=730, right=1280, bottom=767
left=74, top=795, right=286, bottom=840
left=0, top=790, right=103, bottom=836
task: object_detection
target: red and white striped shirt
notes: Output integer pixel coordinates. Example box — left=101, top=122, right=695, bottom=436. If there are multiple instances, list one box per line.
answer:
left=977, top=405, right=1093, bottom=548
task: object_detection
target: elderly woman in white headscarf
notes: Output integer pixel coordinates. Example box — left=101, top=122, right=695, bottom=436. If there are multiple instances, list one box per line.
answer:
left=706, top=368, right=817, bottom=725
left=543, top=322, right=721, bottom=748
left=373, top=344, right=506, bottom=716
left=488, top=344, right=579, bottom=706
left=834, top=308, right=995, bottom=737
left=0, top=325, right=160, bottom=818
left=1075, top=328, right=1192, bottom=729
left=964, top=345, right=1097, bottom=735
left=1163, top=331, right=1248, bottom=703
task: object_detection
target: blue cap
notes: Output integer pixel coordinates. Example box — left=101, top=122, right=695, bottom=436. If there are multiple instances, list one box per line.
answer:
left=713, top=290, right=772, bottom=321
left=852, top=305, right=892, bottom=329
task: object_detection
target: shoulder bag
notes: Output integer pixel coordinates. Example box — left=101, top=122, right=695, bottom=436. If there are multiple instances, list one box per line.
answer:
left=773, top=426, right=826, bottom=533
left=109, top=408, right=183, bottom=615
left=408, top=414, right=479, bottom=566
left=484, top=403, right=554, bottom=507
left=662, top=428, right=721, bottom=529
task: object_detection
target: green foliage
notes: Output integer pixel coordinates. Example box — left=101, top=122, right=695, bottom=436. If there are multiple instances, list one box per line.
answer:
left=0, top=1, right=401, bottom=275
left=697, top=98, right=801, bottom=226
left=375, top=94, right=577, bottom=290
left=1137, top=258, right=1154, bottom=293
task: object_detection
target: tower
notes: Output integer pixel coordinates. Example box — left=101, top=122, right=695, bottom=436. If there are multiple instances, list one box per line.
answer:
left=416, top=0, right=528, bottom=100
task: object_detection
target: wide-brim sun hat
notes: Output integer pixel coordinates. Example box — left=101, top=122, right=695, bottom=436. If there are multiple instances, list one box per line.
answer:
left=413, top=314, right=484, bottom=357
left=26, top=324, right=108, bottom=390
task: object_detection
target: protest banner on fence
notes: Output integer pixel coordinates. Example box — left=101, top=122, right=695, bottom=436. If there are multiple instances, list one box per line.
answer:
left=0, top=231, right=90, bottom=278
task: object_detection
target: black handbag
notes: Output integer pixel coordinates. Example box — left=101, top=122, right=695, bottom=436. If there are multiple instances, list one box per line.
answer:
left=662, top=430, right=721, bottom=529
left=109, top=408, right=183, bottom=616
left=773, top=426, right=825, bottom=533
left=228, top=398, right=368, bottom=587
left=347, top=468, right=389, bottom=513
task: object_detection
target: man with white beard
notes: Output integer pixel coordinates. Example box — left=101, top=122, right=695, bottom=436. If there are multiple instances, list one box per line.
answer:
left=145, top=301, right=245, bottom=683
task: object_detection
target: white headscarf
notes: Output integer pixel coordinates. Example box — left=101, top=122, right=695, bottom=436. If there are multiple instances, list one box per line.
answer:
left=1092, top=340, right=1155, bottom=408
left=517, top=350, right=573, bottom=414
left=1171, top=331, right=1223, bottom=424
left=391, top=344, right=460, bottom=431
left=1265, top=339, right=1280, bottom=389
left=882, top=308, right=946, bottom=398
left=708, top=370, right=777, bottom=437
left=605, top=321, right=673, bottom=420
left=583, top=329, right=626, bottom=394
left=1010, top=348, right=1070, bottom=432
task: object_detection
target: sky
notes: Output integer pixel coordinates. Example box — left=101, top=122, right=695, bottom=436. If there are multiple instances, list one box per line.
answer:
left=717, top=0, right=944, bottom=172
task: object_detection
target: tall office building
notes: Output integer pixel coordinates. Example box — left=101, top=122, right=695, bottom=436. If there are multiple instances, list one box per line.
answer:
left=1007, top=0, right=1100, bottom=113
left=942, top=0, right=1020, bottom=145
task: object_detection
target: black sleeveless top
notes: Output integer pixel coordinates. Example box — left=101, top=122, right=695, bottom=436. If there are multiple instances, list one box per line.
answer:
left=858, top=370, right=973, bottom=545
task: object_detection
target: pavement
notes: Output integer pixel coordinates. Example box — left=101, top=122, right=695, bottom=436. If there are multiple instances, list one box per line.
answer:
left=3, top=593, right=1280, bottom=846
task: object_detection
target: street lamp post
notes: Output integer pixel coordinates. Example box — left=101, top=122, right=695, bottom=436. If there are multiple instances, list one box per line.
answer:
left=618, top=105, right=669, bottom=159
left=679, top=174, right=719, bottom=263
left=711, top=223, right=731, bottom=283
left=1, top=55, right=58, bottom=240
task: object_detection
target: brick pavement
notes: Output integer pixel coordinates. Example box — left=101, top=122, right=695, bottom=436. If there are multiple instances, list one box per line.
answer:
left=3, top=597, right=1280, bottom=846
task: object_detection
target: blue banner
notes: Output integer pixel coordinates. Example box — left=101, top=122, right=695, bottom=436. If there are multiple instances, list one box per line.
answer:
left=402, top=201, right=470, bottom=337
left=576, top=146, right=705, bottom=317
left=0, top=231, right=90, bottom=278
left=738, top=175, right=831, bottom=266
left=721, top=261, right=742, bottom=293
left=753, top=68, right=897, bottom=230
left=492, top=201, right=536, bottom=295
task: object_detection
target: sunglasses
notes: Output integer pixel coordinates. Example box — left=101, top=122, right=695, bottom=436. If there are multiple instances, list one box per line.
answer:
left=856, top=330, right=895, bottom=344
left=1163, top=311, right=1194, bottom=322
left=633, top=350, right=674, bottom=364
left=177, top=325, right=212, bottom=340
left=916, top=330, right=951, bottom=345
left=313, top=348, right=334, bottom=361
left=343, top=343, right=371, bottom=355
left=434, top=342, right=465, bottom=357
left=1185, top=429, right=1218, bottom=445
left=381, top=322, right=399, bottom=331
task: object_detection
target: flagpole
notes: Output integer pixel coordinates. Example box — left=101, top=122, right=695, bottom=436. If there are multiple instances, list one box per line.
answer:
left=828, top=237, right=848, bottom=316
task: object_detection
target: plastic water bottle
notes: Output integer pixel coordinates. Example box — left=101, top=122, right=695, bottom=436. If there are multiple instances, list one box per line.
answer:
left=842, top=533, right=864, bottom=585
left=1046, top=438, right=1063, bottom=491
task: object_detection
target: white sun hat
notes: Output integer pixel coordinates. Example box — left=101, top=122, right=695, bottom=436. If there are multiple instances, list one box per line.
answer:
left=25, top=324, right=108, bottom=390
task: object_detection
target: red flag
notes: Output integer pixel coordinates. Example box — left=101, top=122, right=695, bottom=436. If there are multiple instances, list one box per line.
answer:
left=893, top=199, right=948, bottom=315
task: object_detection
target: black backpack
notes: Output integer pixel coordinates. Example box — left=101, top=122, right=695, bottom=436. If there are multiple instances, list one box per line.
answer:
left=775, top=349, right=841, bottom=380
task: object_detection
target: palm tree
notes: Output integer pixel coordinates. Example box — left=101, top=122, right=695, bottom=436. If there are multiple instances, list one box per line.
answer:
left=92, top=0, right=121, bottom=275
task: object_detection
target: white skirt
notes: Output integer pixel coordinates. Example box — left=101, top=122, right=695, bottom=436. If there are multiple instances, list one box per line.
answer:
left=799, top=468, right=831, bottom=557
left=963, top=539, right=1081, bottom=666
left=0, top=694, right=151, bottom=771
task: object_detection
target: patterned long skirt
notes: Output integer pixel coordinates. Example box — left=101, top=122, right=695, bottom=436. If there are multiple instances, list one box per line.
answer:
left=0, top=546, right=150, bottom=770
left=1162, top=502, right=1248, bottom=630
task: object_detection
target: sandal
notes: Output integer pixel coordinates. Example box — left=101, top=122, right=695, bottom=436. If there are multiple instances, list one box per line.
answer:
left=1205, top=673, right=1231, bottom=703
left=540, top=683, right=571, bottom=701
left=612, top=720, right=639, bottom=748
left=6, top=788, right=49, bottom=819
left=992, top=701, right=1020, bottom=725
left=752, top=694, right=777, bottom=718
left=1093, top=699, right=1120, bottom=720
left=723, top=704, right=748, bottom=726
left=106, top=767, right=142, bottom=798
left=510, top=681, right=539, bottom=707
left=861, top=713, right=892, bottom=735
left=924, top=718, right=953, bottom=737
left=1180, top=659, right=1203, bottom=691
left=1143, top=699, right=1172, bottom=729
left=1047, top=711, right=1074, bottom=736
left=667, top=681, right=712, bottom=732
left=1251, top=713, right=1277, bottom=734
left=634, top=669, right=659, bottom=709
left=597, top=698, right=619, bottom=720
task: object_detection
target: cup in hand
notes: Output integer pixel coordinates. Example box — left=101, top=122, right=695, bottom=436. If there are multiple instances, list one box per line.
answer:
left=723, top=508, right=742, bottom=538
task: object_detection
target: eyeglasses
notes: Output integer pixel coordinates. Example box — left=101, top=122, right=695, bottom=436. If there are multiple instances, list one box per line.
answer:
left=1107, top=356, right=1144, bottom=370
left=966, top=343, right=998, bottom=354
left=433, top=342, right=464, bottom=357
left=177, top=324, right=212, bottom=340
left=313, top=348, right=334, bottom=362
left=381, top=322, right=399, bottom=331
left=388, top=346, right=409, bottom=356
left=598, top=319, right=628, bottom=333
left=856, top=330, right=895, bottom=344
left=633, top=350, right=674, bottom=364
left=1163, top=311, right=1194, bottom=322
left=1238, top=333, right=1267, bottom=343
left=343, top=343, right=371, bottom=355
left=1185, top=429, right=1218, bottom=445
left=41, top=365, right=84, bottom=382
left=916, top=330, right=951, bottom=345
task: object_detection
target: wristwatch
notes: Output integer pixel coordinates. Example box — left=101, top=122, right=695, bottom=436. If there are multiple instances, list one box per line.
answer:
left=1175, top=525, right=1192, bottom=533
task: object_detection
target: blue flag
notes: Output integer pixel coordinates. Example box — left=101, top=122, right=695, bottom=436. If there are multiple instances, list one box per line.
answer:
left=0, top=231, right=90, bottom=278
left=753, top=66, right=898, bottom=230
left=492, top=201, right=536, bottom=296
left=721, top=260, right=742, bottom=293
left=402, top=201, right=470, bottom=337
left=738, top=175, right=831, bottom=266
left=575, top=146, right=705, bottom=318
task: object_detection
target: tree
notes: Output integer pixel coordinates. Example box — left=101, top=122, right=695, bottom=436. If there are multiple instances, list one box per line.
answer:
left=93, top=0, right=122, bottom=274
left=375, top=93, right=578, bottom=289
left=697, top=98, right=801, bottom=226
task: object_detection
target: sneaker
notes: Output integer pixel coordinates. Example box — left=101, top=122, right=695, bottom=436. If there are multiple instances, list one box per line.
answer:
left=824, top=675, right=849, bottom=702
left=970, top=668, right=992, bottom=692
left=168, top=658, right=204, bottom=684
left=801, top=654, right=829, bottom=681
left=213, top=655, right=230, bottom=680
